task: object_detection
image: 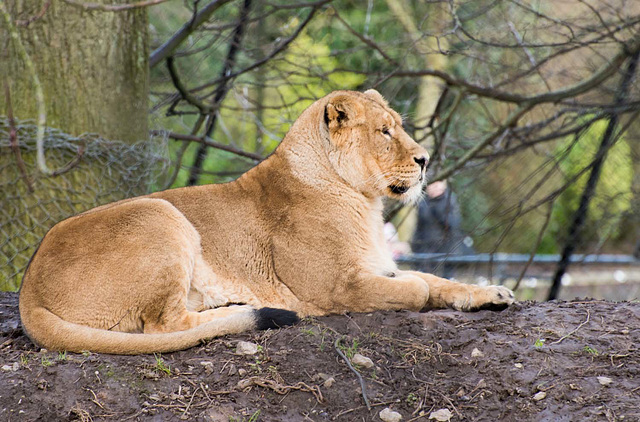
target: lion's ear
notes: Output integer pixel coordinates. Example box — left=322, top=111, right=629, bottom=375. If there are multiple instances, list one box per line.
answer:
left=324, top=94, right=365, bottom=131
left=364, top=89, right=388, bottom=106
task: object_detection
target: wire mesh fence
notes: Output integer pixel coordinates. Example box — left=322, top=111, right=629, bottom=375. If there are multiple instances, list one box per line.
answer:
left=0, top=118, right=169, bottom=291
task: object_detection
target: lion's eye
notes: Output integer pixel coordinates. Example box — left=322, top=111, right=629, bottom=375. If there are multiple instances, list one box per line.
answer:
left=382, top=128, right=391, bottom=137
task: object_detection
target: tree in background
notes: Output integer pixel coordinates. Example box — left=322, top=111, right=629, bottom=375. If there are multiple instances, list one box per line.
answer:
left=1, top=0, right=640, bottom=298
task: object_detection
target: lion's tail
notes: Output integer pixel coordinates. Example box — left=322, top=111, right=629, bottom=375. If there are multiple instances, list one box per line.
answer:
left=19, top=304, right=298, bottom=355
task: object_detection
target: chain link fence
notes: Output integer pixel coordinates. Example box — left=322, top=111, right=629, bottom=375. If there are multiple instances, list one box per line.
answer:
left=0, top=118, right=169, bottom=291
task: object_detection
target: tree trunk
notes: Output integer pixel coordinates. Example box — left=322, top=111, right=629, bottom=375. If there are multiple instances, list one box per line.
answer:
left=0, top=0, right=148, bottom=142
left=0, top=0, right=149, bottom=291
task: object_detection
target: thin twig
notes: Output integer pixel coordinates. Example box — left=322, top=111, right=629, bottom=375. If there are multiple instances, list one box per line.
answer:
left=512, top=202, right=554, bottom=291
left=550, top=310, right=591, bottom=344
left=151, top=130, right=263, bottom=161
left=62, top=0, right=169, bottom=12
left=16, top=0, right=50, bottom=26
left=334, top=336, right=371, bottom=410
left=166, top=56, right=212, bottom=113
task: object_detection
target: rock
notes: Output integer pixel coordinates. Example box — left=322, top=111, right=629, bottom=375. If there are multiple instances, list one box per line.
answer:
left=379, top=407, right=402, bottom=422
left=237, top=378, right=252, bottom=389
left=1, top=364, right=13, bottom=372
left=514, top=363, right=523, bottom=369
left=236, top=341, right=259, bottom=355
left=429, top=408, right=453, bottom=421
left=471, top=348, right=484, bottom=358
left=351, top=353, right=374, bottom=368
left=200, top=361, right=214, bottom=374
left=323, top=377, right=335, bottom=388
left=533, top=391, right=546, bottom=401
left=227, top=364, right=238, bottom=376
left=597, top=376, right=613, bottom=386
left=238, top=368, right=247, bottom=377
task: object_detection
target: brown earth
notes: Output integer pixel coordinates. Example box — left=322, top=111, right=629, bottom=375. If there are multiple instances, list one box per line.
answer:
left=1, top=292, right=638, bottom=422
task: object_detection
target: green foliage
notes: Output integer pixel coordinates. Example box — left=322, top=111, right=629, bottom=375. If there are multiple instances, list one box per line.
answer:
left=153, top=353, right=171, bottom=375
left=337, top=338, right=360, bottom=359
left=583, top=345, right=599, bottom=356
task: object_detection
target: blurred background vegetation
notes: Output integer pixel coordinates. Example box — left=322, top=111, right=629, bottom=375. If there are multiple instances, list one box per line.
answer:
left=1, top=0, right=640, bottom=296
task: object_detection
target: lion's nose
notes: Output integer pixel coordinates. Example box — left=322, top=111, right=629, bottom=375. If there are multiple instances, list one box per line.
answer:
left=414, top=155, right=428, bottom=170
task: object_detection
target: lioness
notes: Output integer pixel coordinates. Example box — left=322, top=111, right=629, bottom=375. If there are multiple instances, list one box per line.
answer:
left=19, top=90, right=514, bottom=354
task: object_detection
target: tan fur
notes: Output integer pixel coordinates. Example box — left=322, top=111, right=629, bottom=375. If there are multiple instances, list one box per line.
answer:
left=19, top=90, right=514, bottom=354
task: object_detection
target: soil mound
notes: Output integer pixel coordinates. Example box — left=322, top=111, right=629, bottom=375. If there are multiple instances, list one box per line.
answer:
left=1, top=293, right=638, bottom=421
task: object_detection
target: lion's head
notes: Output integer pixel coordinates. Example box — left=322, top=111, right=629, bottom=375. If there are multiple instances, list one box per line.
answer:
left=323, top=90, right=429, bottom=203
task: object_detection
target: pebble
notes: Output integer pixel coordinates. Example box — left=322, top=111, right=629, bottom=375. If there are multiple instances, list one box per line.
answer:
left=533, top=391, right=546, bottom=401
left=236, top=341, right=259, bottom=355
left=597, top=376, right=613, bottom=386
left=351, top=353, right=374, bottom=368
left=514, top=363, right=523, bottom=369
left=471, top=348, right=484, bottom=358
left=429, top=408, right=453, bottom=421
left=379, top=407, right=402, bottom=422
left=1, top=363, right=19, bottom=372
left=238, top=368, right=247, bottom=377
left=227, top=364, right=238, bottom=376
left=200, top=361, right=214, bottom=374
left=323, top=377, right=335, bottom=388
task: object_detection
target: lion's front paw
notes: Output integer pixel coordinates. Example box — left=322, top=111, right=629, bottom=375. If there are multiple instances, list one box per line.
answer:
left=473, top=285, right=515, bottom=311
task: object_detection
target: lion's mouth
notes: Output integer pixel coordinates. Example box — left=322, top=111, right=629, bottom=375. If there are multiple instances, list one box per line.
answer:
left=389, top=184, right=410, bottom=195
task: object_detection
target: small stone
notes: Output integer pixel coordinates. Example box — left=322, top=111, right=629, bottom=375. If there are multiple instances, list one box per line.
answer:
left=314, top=372, right=330, bottom=381
left=429, top=408, right=453, bottom=421
left=471, top=348, right=484, bottom=358
left=227, top=364, right=238, bottom=376
left=237, top=378, right=252, bottom=389
left=236, top=341, right=259, bottom=355
left=323, top=377, right=335, bottom=388
left=533, top=391, right=546, bottom=401
left=238, top=368, right=247, bottom=377
left=12, top=362, right=19, bottom=371
left=514, top=363, right=523, bottom=369
left=1, top=365, right=12, bottom=372
left=200, top=361, right=214, bottom=374
left=379, top=407, right=403, bottom=422
left=597, top=376, right=613, bottom=386
left=351, top=353, right=374, bottom=368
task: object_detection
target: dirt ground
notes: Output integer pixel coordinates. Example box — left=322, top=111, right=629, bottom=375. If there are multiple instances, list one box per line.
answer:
left=1, top=292, right=638, bottom=422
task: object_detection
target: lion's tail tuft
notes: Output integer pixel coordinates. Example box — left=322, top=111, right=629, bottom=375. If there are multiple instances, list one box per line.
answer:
left=255, top=307, right=300, bottom=330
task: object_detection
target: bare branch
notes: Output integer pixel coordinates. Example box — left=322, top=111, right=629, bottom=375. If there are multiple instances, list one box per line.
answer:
left=152, top=131, right=263, bottom=161
left=150, top=0, right=235, bottom=68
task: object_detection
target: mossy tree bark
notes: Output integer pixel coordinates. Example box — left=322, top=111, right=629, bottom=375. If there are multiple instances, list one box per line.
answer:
left=0, top=0, right=149, bottom=290
left=0, top=0, right=148, bottom=142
